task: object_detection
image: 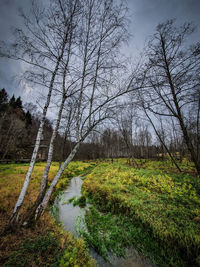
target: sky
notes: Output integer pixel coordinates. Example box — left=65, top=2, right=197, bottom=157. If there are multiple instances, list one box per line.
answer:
left=0, top=0, right=199, bottom=103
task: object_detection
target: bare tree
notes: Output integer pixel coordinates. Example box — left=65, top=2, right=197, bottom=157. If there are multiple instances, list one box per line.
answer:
left=0, top=0, right=81, bottom=230
left=0, top=0, right=134, bottom=229
left=116, top=102, right=138, bottom=166
left=24, top=0, right=81, bottom=225
left=58, top=98, right=76, bottom=166
left=32, top=0, right=130, bottom=223
left=143, top=106, right=182, bottom=171
left=143, top=20, right=200, bottom=174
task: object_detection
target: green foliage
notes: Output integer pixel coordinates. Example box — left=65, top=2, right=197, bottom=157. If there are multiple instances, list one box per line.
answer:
left=4, top=233, right=62, bottom=267
left=60, top=237, right=96, bottom=267
left=0, top=164, right=30, bottom=175
left=4, top=232, right=96, bottom=267
left=79, top=206, right=185, bottom=266
left=71, top=196, right=87, bottom=208
left=50, top=204, right=60, bottom=222
left=62, top=161, right=96, bottom=178
left=0, top=162, right=97, bottom=267
left=82, top=159, right=200, bottom=266
left=60, top=246, right=79, bottom=267
left=79, top=206, right=128, bottom=260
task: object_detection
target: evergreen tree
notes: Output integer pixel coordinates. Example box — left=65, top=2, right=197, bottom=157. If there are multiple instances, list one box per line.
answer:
left=0, top=88, right=8, bottom=113
left=9, top=95, right=16, bottom=108
left=15, top=97, right=23, bottom=109
left=25, top=111, right=32, bottom=128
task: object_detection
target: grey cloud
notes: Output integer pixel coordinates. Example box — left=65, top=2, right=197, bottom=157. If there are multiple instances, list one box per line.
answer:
left=0, top=0, right=199, bottom=100
left=126, top=0, right=200, bottom=55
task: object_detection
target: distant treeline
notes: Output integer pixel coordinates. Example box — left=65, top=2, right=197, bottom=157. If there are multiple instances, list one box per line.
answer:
left=0, top=88, right=51, bottom=160
left=0, top=88, right=195, bottom=163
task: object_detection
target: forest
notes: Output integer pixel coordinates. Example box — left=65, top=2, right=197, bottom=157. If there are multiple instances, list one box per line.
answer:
left=0, top=0, right=199, bottom=266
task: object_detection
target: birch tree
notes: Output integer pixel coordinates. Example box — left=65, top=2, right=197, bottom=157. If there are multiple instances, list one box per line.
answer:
left=24, top=0, right=81, bottom=225
left=0, top=0, right=81, bottom=230
left=30, top=0, right=131, bottom=223
left=1, top=0, right=133, bottom=228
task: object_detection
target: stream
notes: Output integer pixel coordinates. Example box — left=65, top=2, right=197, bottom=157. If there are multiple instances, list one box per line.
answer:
left=55, top=177, right=153, bottom=267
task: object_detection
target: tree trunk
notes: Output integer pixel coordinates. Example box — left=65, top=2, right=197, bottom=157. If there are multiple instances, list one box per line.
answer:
left=144, top=108, right=182, bottom=172
left=161, top=35, right=200, bottom=174
left=7, top=62, right=60, bottom=230
left=34, top=142, right=81, bottom=222
left=24, top=95, right=66, bottom=226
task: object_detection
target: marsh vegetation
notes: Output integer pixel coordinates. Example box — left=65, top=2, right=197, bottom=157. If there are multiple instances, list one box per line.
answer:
left=1, top=159, right=199, bottom=266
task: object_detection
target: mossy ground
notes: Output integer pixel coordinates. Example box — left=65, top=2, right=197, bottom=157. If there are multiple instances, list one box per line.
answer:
left=82, top=159, right=200, bottom=266
left=1, top=159, right=200, bottom=266
left=0, top=161, right=96, bottom=267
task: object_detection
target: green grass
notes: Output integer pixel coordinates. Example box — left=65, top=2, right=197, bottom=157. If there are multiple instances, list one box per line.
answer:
left=1, top=159, right=199, bottom=266
left=4, top=231, right=96, bottom=267
left=68, top=195, right=87, bottom=208
left=0, top=161, right=97, bottom=267
left=4, top=233, right=62, bottom=267
left=82, top=159, right=200, bottom=266
left=78, top=206, right=184, bottom=266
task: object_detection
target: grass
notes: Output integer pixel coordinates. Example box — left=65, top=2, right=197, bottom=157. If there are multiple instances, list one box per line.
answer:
left=2, top=220, right=96, bottom=267
left=0, top=161, right=97, bottom=267
left=4, top=233, right=62, bottom=266
left=1, top=159, right=199, bottom=266
left=82, top=159, right=200, bottom=266
left=78, top=206, right=183, bottom=265
left=68, top=195, right=87, bottom=208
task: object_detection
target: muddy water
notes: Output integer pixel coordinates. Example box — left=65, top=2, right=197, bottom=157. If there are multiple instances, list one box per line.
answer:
left=56, top=177, right=153, bottom=267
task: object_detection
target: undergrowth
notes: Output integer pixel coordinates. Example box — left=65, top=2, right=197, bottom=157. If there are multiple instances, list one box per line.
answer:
left=0, top=161, right=97, bottom=267
left=82, top=159, right=200, bottom=266
left=78, top=206, right=185, bottom=266
left=4, top=233, right=62, bottom=267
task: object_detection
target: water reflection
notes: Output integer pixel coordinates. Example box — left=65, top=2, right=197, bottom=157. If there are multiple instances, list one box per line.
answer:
left=56, top=177, right=83, bottom=233
left=56, top=177, right=153, bottom=267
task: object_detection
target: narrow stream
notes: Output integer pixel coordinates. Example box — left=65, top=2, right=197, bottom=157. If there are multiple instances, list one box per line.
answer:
left=55, top=177, right=84, bottom=233
left=55, top=177, right=153, bottom=267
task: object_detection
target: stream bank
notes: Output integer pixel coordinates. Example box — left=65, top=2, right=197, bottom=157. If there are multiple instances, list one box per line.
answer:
left=55, top=176, right=153, bottom=267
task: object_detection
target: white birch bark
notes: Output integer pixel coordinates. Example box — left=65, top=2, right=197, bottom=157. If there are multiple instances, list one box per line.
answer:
left=8, top=0, right=77, bottom=225
left=19, top=1, right=81, bottom=226
left=38, top=96, right=66, bottom=199
left=36, top=27, right=73, bottom=205
left=16, top=0, right=130, bottom=225
left=76, top=2, right=93, bottom=141
left=35, top=116, right=109, bottom=221
left=9, top=84, right=53, bottom=225
left=8, top=51, right=64, bottom=226
left=35, top=141, right=81, bottom=219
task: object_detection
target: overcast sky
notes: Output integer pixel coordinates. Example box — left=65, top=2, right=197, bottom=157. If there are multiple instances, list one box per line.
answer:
left=0, top=0, right=199, bottom=102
